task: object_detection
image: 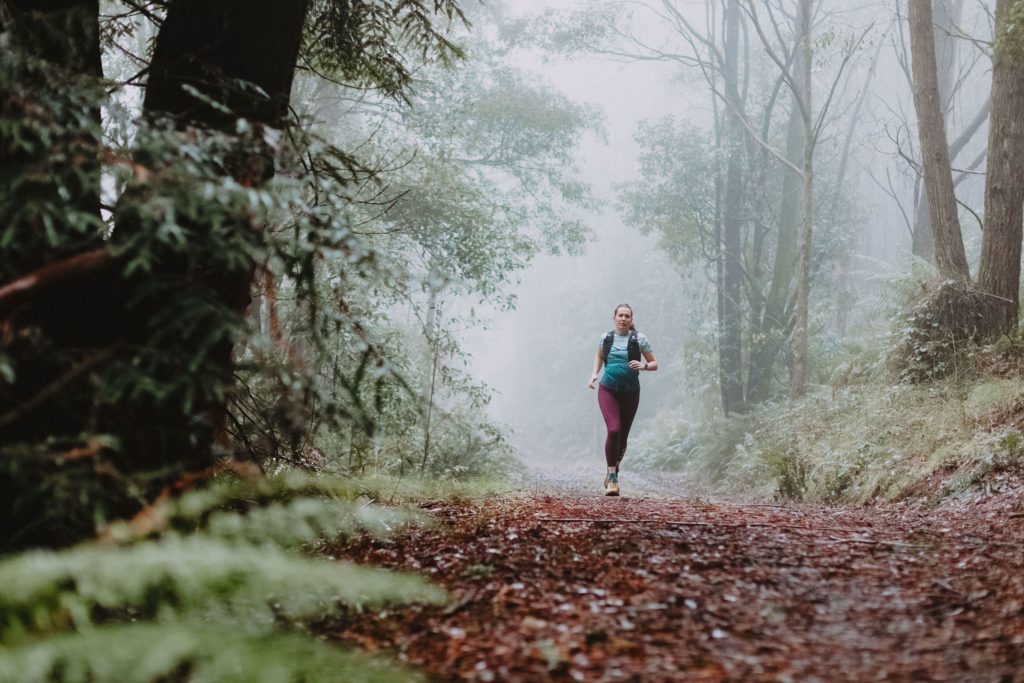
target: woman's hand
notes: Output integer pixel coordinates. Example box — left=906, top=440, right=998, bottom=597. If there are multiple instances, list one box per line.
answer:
left=587, top=374, right=599, bottom=389
left=628, top=360, right=644, bottom=371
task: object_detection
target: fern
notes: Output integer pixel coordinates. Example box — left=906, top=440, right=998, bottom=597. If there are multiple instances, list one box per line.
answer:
left=0, top=621, right=421, bottom=683
left=101, top=473, right=423, bottom=547
left=0, top=535, right=445, bottom=640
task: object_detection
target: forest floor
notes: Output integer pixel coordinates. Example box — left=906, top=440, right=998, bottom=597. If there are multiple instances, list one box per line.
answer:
left=322, top=464, right=1024, bottom=682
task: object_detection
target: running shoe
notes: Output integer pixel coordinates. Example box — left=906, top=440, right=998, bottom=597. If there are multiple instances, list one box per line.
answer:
left=605, top=471, right=620, bottom=497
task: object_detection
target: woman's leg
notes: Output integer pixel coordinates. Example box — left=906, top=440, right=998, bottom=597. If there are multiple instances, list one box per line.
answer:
left=597, top=386, right=623, bottom=468
left=615, top=391, right=641, bottom=468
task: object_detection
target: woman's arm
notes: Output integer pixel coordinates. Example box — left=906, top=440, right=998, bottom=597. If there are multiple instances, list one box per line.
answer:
left=588, top=349, right=604, bottom=389
left=633, top=351, right=657, bottom=372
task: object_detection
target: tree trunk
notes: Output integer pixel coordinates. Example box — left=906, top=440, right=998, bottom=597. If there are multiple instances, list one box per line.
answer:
left=908, top=0, right=971, bottom=280
left=976, top=0, right=1024, bottom=331
left=747, top=40, right=805, bottom=404
left=911, top=190, right=937, bottom=262
left=420, top=285, right=441, bottom=475
left=144, top=0, right=307, bottom=129
left=790, top=0, right=813, bottom=400
left=717, top=0, right=746, bottom=416
left=911, top=0, right=974, bottom=264
left=142, top=0, right=310, bottom=457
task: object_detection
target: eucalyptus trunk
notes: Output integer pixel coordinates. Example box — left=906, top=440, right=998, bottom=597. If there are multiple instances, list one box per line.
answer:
left=747, top=45, right=804, bottom=404
left=790, top=0, right=813, bottom=400
left=976, top=0, right=1024, bottom=331
left=716, top=0, right=747, bottom=416
left=907, top=0, right=971, bottom=281
left=911, top=0, right=966, bottom=264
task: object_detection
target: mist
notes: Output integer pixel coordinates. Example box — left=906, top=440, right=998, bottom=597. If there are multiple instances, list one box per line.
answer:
left=445, top=0, right=995, bottom=475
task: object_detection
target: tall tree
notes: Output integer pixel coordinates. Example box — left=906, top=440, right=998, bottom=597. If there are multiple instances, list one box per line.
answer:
left=976, top=0, right=1024, bottom=330
left=718, top=0, right=747, bottom=415
left=907, top=0, right=984, bottom=263
left=0, top=0, right=467, bottom=549
left=582, top=0, right=866, bottom=409
left=907, top=0, right=971, bottom=280
left=788, top=0, right=814, bottom=400
left=740, top=0, right=868, bottom=398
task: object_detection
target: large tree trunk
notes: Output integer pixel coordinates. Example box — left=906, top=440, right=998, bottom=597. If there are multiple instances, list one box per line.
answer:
left=910, top=0, right=957, bottom=264
left=718, top=0, right=746, bottom=416
left=912, top=99, right=990, bottom=263
left=976, top=0, right=1024, bottom=331
left=0, top=0, right=311, bottom=550
left=908, top=0, right=971, bottom=280
left=144, top=0, right=306, bottom=129
left=0, top=0, right=117, bottom=549
left=136, top=0, right=309, bottom=457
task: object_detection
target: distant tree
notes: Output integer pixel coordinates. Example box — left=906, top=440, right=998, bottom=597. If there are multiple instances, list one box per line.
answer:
left=560, top=0, right=869, bottom=409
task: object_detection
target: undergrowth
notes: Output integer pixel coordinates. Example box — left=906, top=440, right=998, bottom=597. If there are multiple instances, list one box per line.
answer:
left=636, top=332, right=1024, bottom=506
left=0, top=471, right=447, bottom=682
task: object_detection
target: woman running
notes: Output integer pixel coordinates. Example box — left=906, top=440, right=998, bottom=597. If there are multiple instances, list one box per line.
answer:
left=587, top=303, right=657, bottom=496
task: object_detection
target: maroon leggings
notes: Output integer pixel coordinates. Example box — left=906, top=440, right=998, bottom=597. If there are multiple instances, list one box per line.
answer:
left=598, top=385, right=640, bottom=468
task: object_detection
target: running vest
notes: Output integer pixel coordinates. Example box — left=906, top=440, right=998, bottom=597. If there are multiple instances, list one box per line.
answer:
left=602, top=329, right=642, bottom=363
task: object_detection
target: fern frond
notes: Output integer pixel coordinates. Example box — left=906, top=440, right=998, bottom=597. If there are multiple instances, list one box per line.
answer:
left=0, top=620, right=421, bottom=683
left=0, top=536, right=446, bottom=639
left=101, top=472, right=423, bottom=545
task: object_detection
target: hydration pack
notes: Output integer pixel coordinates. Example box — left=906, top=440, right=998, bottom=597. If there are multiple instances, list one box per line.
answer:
left=602, top=329, right=641, bottom=363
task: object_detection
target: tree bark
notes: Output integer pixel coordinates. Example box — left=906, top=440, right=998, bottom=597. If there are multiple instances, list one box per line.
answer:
left=144, top=0, right=307, bottom=129
left=790, top=0, right=813, bottom=400
left=907, top=0, right=971, bottom=281
left=137, top=0, right=310, bottom=460
left=910, top=0, right=959, bottom=264
left=976, top=0, right=1024, bottom=331
left=718, top=0, right=746, bottom=415
left=747, top=38, right=805, bottom=404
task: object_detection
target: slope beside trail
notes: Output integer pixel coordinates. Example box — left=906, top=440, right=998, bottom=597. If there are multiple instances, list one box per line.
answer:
left=321, top=466, right=1024, bottom=682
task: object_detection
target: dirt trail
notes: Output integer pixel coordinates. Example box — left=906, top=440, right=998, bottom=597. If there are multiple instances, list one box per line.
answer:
left=323, top=469, right=1024, bottom=682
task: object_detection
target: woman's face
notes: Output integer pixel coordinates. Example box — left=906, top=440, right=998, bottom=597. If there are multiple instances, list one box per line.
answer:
left=613, top=307, right=633, bottom=332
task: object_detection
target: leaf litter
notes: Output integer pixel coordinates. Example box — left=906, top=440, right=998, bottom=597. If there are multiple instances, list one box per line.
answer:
left=317, top=488, right=1024, bottom=681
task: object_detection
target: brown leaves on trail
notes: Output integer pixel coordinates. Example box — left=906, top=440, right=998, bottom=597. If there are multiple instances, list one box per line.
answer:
left=319, top=492, right=1024, bottom=681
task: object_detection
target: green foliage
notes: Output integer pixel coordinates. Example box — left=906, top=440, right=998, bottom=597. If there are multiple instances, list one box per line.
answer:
left=619, top=117, right=717, bottom=268
left=0, top=473, right=444, bottom=682
left=102, top=471, right=422, bottom=547
left=647, top=370, right=1024, bottom=505
left=0, top=622, right=418, bottom=683
left=0, top=33, right=106, bottom=281
left=0, top=536, right=442, bottom=638
left=304, top=0, right=468, bottom=97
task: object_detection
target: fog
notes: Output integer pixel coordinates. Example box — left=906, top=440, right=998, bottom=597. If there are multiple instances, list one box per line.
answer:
left=458, top=1, right=695, bottom=468
left=446, top=0, right=996, bottom=471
